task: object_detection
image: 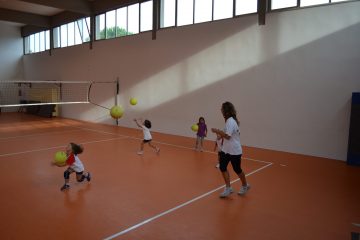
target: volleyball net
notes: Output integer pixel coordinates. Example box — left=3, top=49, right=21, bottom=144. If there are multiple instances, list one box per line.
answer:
left=0, top=80, right=119, bottom=109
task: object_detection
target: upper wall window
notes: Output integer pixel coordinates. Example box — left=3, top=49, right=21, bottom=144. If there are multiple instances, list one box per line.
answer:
left=301, top=0, right=329, bottom=7
left=53, top=17, right=90, bottom=48
left=271, top=0, right=297, bottom=10
left=141, top=1, right=153, bottom=32
left=106, top=10, right=116, bottom=39
left=177, top=0, right=194, bottom=26
left=194, top=0, right=213, bottom=24
left=236, top=0, right=257, bottom=15
left=160, top=0, right=175, bottom=28
left=24, top=30, right=50, bottom=54
left=161, top=0, right=258, bottom=29
left=128, top=4, right=140, bottom=34
left=116, top=7, right=128, bottom=37
left=214, top=0, right=233, bottom=20
left=96, top=1, right=153, bottom=40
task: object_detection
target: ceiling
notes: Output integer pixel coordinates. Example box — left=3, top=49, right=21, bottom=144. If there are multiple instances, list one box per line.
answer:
left=0, top=0, right=138, bottom=33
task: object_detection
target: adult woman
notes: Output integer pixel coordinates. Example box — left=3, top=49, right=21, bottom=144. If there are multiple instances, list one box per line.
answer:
left=211, top=102, right=250, bottom=198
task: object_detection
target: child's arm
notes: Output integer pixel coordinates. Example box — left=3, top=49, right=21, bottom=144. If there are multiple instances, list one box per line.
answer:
left=211, top=128, right=230, bottom=140
left=52, top=154, right=74, bottom=167
left=52, top=161, right=67, bottom=167
left=133, top=118, right=142, bottom=128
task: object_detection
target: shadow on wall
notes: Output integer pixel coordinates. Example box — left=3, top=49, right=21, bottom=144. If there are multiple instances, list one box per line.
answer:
left=134, top=22, right=359, bottom=160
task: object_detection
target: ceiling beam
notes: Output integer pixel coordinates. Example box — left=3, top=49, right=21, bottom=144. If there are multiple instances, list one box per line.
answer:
left=0, top=8, right=50, bottom=27
left=20, top=0, right=92, bottom=15
left=51, top=11, right=87, bottom=27
left=92, top=0, right=138, bottom=15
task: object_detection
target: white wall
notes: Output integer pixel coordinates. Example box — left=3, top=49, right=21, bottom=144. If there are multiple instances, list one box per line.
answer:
left=0, top=22, right=23, bottom=79
left=23, top=2, right=360, bottom=160
left=0, top=21, right=24, bottom=111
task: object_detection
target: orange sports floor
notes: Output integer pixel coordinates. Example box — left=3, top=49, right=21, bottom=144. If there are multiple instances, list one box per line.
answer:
left=0, top=112, right=359, bottom=240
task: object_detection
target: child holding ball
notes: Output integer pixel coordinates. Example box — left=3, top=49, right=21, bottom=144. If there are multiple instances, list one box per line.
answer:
left=194, top=117, right=207, bottom=151
left=53, top=142, right=91, bottom=191
left=134, top=118, right=160, bottom=155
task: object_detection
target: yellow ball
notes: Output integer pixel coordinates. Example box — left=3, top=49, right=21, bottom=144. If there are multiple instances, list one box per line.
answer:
left=130, top=97, right=138, bottom=105
left=110, top=105, right=124, bottom=119
left=54, top=151, right=67, bottom=164
left=191, top=124, right=199, bottom=132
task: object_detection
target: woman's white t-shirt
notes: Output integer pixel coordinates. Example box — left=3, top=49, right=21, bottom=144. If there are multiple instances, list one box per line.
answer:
left=221, top=117, right=242, bottom=155
left=142, top=125, right=152, bottom=140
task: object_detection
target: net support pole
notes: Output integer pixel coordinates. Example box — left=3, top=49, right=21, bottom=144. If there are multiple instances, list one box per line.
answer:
left=115, top=77, right=119, bottom=125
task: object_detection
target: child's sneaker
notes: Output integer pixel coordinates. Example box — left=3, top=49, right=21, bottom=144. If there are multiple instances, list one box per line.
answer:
left=60, top=184, right=70, bottom=191
left=137, top=151, right=143, bottom=155
left=238, top=184, right=251, bottom=195
left=86, top=172, right=91, bottom=182
left=156, top=147, right=160, bottom=154
left=219, top=187, right=233, bottom=198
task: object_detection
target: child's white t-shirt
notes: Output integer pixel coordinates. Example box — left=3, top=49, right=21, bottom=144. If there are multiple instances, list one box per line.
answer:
left=222, top=117, right=242, bottom=155
left=70, top=155, right=85, bottom=172
left=142, top=125, right=152, bottom=140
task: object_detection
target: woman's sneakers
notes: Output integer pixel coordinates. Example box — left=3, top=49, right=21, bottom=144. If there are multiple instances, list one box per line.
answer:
left=219, top=184, right=251, bottom=197
left=238, top=184, right=251, bottom=195
left=86, top=172, right=91, bottom=182
left=60, top=184, right=70, bottom=191
left=220, top=187, right=233, bottom=198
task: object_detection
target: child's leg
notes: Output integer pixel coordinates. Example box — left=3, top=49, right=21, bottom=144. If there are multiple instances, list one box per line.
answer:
left=76, top=171, right=91, bottom=182
left=149, top=141, right=160, bottom=153
left=137, top=141, right=145, bottom=154
left=195, top=136, right=200, bottom=150
left=199, top=137, right=204, bottom=151
left=61, top=168, right=74, bottom=191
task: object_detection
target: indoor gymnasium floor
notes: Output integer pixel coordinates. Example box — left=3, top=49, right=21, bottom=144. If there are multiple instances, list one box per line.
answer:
left=0, top=113, right=359, bottom=240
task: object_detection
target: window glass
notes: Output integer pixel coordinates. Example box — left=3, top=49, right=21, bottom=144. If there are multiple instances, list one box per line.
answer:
left=61, top=25, right=68, bottom=47
left=214, top=0, right=233, bottom=20
left=236, top=0, right=257, bottom=15
left=177, top=0, right=194, bottom=26
left=106, top=10, right=116, bottom=38
left=141, top=1, right=153, bottom=32
left=34, top=33, right=39, bottom=52
left=301, top=0, right=329, bottom=7
left=75, top=20, right=83, bottom=44
left=271, top=0, right=297, bottom=9
left=128, top=4, right=140, bottom=34
left=45, top=30, right=50, bottom=49
left=160, top=0, right=175, bottom=28
left=194, top=0, right=212, bottom=24
left=96, top=14, right=106, bottom=40
left=117, top=7, right=128, bottom=37
left=68, top=22, right=75, bottom=46
left=84, top=18, right=90, bottom=42
left=53, top=27, right=60, bottom=48
left=39, top=31, right=45, bottom=51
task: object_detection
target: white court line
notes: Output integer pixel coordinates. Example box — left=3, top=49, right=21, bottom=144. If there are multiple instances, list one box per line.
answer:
left=103, top=162, right=273, bottom=240
left=75, top=126, right=273, bottom=165
left=1, top=122, right=274, bottom=238
left=0, top=124, right=273, bottom=165
left=0, top=136, right=128, bottom=158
